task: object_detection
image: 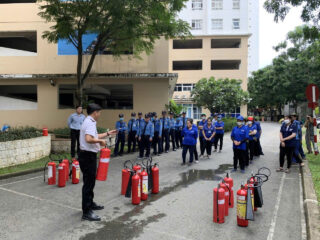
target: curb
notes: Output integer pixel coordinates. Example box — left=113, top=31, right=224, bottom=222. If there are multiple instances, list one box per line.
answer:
left=0, top=167, right=43, bottom=180
left=301, top=159, right=320, bottom=240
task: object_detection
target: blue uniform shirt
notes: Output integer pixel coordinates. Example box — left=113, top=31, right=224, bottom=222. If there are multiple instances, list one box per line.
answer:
left=198, top=119, right=207, bottom=137
left=182, top=126, right=198, bottom=146
left=247, top=124, right=258, bottom=141
left=153, top=119, right=163, bottom=136
left=231, top=125, right=249, bottom=150
left=293, top=120, right=301, bottom=141
left=203, top=124, right=216, bottom=141
left=175, top=118, right=183, bottom=130
left=169, top=118, right=176, bottom=130
left=128, top=119, right=138, bottom=132
left=160, top=117, right=170, bottom=130
left=254, top=121, right=261, bottom=138
left=215, top=121, right=224, bottom=134
left=181, top=117, right=187, bottom=129
left=280, top=123, right=297, bottom=147
left=138, top=120, right=154, bottom=137
left=68, top=113, right=86, bottom=130
left=116, top=121, right=127, bottom=133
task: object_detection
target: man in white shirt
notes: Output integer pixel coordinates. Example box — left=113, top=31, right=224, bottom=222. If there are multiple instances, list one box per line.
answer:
left=79, top=103, right=116, bottom=221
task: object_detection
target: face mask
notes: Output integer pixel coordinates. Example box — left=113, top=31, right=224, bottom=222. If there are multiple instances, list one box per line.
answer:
left=248, top=121, right=252, bottom=125
left=237, top=121, right=243, bottom=126
left=217, top=118, right=221, bottom=121
left=284, top=119, right=290, bottom=124
left=119, top=118, right=124, bottom=121
left=131, top=117, right=135, bottom=120
left=202, top=117, right=206, bottom=120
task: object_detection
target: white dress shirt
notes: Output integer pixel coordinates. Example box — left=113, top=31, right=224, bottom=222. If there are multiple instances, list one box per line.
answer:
left=80, top=116, right=100, bottom=153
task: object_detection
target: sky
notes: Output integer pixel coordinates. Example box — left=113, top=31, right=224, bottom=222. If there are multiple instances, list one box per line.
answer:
left=259, top=1, right=304, bottom=68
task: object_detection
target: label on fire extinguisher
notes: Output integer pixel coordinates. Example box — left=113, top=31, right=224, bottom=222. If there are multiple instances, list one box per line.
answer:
left=48, top=166, right=52, bottom=178
left=76, top=167, right=80, bottom=179
left=100, top=158, right=110, bottom=163
left=142, top=176, right=148, bottom=194
left=138, top=179, right=141, bottom=198
left=218, top=199, right=225, bottom=205
left=225, top=191, right=229, bottom=196
left=237, top=196, right=246, bottom=219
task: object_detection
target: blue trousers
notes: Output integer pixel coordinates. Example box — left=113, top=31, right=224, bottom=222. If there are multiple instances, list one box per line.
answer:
left=182, top=145, right=194, bottom=163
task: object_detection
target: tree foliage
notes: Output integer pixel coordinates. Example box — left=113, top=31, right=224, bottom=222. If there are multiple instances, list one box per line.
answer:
left=165, top=99, right=185, bottom=117
left=191, top=77, right=250, bottom=114
left=38, top=0, right=191, bottom=105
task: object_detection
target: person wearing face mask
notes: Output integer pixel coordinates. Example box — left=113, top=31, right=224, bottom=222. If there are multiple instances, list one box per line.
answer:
left=198, top=113, right=207, bottom=158
left=231, top=116, right=249, bottom=173
left=181, top=119, right=198, bottom=166
left=277, top=115, right=298, bottom=173
left=127, top=112, right=138, bottom=154
left=136, top=112, right=144, bottom=153
left=253, top=117, right=263, bottom=156
left=291, top=113, right=305, bottom=166
left=247, top=116, right=258, bottom=164
left=152, top=112, right=162, bottom=156
left=202, top=117, right=216, bottom=159
left=160, top=111, right=170, bottom=153
left=113, top=114, right=127, bottom=157
left=138, top=114, right=154, bottom=158
left=214, top=115, right=224, bottom=153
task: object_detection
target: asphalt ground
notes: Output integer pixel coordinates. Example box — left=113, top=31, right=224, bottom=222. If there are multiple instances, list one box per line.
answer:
left=0, top=122, right=306, bottom=240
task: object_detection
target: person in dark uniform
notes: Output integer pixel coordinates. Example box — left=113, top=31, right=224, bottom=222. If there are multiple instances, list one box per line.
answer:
left=247, top=116, right=258, bottom=164
left=136, top=112, right=144, bottom=153
left=113, top=114, right=127, bottom=157
left=198, top=113, right=207, bottom=157
left=202, top=117, right=216, bottom=159
left=79, top=103, right=116, bottom=221
left=181, top=119, right=198, bottom=166
left=138, top=113, right=154, bottom=158
left=175, top=115, right=183, bottom=149
left=214, top=115, right=224, bottom=152
left=127, top=112, right=138, bottom=153
left=168, top=112, right=176, bottom=151
left=152, top=112, right=162, bottom=156
left=180, top=112, right=187, bottom=145
left=160, top=111, right=170, bottom=153
left=253, top=117, right=264, bottom=156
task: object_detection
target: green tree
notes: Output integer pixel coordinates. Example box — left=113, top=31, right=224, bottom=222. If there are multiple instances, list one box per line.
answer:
left=38, top=0, right=190, bottom=105
left=191, top=77, right=250, bottom=114
left=165, top=99, right=185, bottom=117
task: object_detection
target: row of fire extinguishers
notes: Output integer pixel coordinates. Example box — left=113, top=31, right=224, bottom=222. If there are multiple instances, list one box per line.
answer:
left=44, top=148, right=112, bottom=187
left=121, top=157, right=159, bottom=205
left=213, top=167, right=271, bottom=227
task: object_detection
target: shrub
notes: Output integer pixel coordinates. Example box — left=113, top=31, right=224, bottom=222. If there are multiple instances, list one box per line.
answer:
left=0, top=127, right=42, bottom=142
left=223, top=118, right=237, bottom=132
left=52, top=127, right=109, bottom=139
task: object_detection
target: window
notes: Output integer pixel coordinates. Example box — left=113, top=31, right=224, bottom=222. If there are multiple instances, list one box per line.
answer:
left=174, top=84, right=182, bottom=91
left=211, top=60, right=241, bottom=70
left=233, top=0, right=240, bottom=9
left=211, top=19, right=223, bottom=30
left=193, top=106, right=202, bottom=119
left=0, top=85, right=37, bottom=110
left=0, top=0, right=36, bottom=3
left=211, top=39, right=241, bottom=48
left=232, top=18, right=240, bottom=29
left=192, top=0, right=203, bottom=10
left=59, top=84, right=133, bottom=109
left=173, top=39, right=203, bottom=49
left=183, top=84, right=192, bottom=91
left=212, top=0, right=223, bottom=10
left=0, top=31, right=37, bottom=56
left=191, top=20, right=203, bottom=30
left=174, top=84, right=195, bottom=92
left=173, top=61, right=202, bottom=70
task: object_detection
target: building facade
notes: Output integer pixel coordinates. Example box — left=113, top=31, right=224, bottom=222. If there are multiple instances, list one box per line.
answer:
left=170, top=0, right=259, bottom=118
left=0, top=1, right=176, bottom=129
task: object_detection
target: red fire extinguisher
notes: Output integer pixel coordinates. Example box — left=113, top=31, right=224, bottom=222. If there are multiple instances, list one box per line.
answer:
left=62, top=159, right=69, bottom=182
left=133, top=163, right=141, bottom=175
left=245, top=180, right=255, bottom=213
left=121, top=160, right=133, bottom=195
left=224, top=173, right=234, bottom=208
left=237, top=184, right=248, bottom=227
left=47, top=161, right=56, bottom=185
left=220, top=181, right=230, bottom=217
left=132, top=172, right=141, bottom=205
left=58, top=162, right=66, bottom=188
left=249, top=174, right=258, bottom=211
left=140, top=168, right=148, bottom=201
left=213, top=183, right=225, bottom=224
left=96, top=148, right=111, bottom=181
left=151, top=163, right=159, bottom=194
left=72, top=159, right=80, bottom=184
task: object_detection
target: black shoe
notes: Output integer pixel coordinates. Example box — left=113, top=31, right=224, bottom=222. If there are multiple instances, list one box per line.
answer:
left=119, top=153, right=123, bottom=156
left=82, top=211, right=101, bottom=221
left=173, top=149, right=176, bottom=151
left=91, top=202, right=104, bottom=211
left=188, top=162, right=192, bottom=166
left=181, top=162, right=186, bottom=166
left=261, top=152, right=264, bottom=155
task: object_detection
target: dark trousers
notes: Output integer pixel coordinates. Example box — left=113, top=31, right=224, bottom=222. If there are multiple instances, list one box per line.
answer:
left=233, top=148, right=246, bottom=171
left=175, top=129, right=182, bottom=148
left=161, top=129, right=169, bottom=152
left=194, top=146, right=199, bottom=160
left=169, top=129, right=176, bottom=150
left=140, top=135, right=151, bottom=157
left=280, top=146, right=294, bottom=169
left=205, top=140, right=213, bottom=155
left=248, top=140, right=256, bottom=161
left=214, top=133, right=224, bottom=150
left=153, top=131, right=161, bottom=154
left=182, top=145, right=194, bottom=163
left=70, top=129, right=80, bottom=158
left=127, top=131, right=137, bottom=153
left=255, top=138, right=263, bottom=155
left=114, top=132, right=125, bottom=155
left=199, top=136, right=205, bottom=155
left=79, top=151, right=97, bottom=213
left=293, top=143, right=303, bottom=164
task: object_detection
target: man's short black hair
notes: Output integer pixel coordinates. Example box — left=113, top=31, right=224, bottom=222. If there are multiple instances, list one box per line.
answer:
left=87, top=103, right=102, bottom=115
left=76, top=105, right=82, bottom=109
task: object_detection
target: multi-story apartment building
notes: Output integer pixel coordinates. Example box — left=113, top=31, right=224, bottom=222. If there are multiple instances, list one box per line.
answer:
left=0, top=1, right=176, bottom=129
left=170, top=0, right=259, bottom=118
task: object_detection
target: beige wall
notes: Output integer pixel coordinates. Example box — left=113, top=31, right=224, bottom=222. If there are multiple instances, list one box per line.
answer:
left=0, top=77, right=170, bottom=130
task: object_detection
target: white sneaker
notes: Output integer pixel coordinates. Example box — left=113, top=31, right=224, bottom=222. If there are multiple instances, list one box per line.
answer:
left=195, top=160, right=199, bottom=164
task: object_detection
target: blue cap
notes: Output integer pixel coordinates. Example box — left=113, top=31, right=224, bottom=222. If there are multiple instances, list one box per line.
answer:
left=237, top=116, right=244, bottom=121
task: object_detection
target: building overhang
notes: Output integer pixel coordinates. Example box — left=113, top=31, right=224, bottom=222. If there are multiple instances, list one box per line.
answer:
left=188, top=33, right=252, bottom=38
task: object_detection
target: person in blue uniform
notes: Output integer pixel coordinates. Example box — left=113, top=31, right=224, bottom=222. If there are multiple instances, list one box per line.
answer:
left=168, top=112, right=176, bottom=151
left=113, top=114, right=127, bottom=156
left=152, top=112, right=162, bottom=156
left=214, top=115, right=224, bottom=153
left=231, top=116, right=249, bottom=173
left=138, top=113, right=154, bottom=158
left=180, top=112, right=187, bottom=145
left=277, top=115, right=298, bottom=173
left=247, top=116, right=258, bottom=164
left=136, top=112, right=144, bottom=153
left=291, top=113, right=305, bottom=166
left=253, top=117, right=264, bottom=156
left=127, top=112, right=138, bottom=153
left=160, top=111, right=170, bottom=153
left=182, top=119, right=198, bottom=166
left=202, top=118, right=216, bottom=158
left=175, top=115, right=183, bottom=149
left=198, top=113, right=207, bottom=157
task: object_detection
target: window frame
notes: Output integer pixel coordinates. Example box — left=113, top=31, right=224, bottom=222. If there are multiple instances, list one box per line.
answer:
left=211, top=19, right=223, bottom=30
left=233, top=0, right=240, bottom=9
left=232, top=18, right=240, bottom=29
left=192, top=0, right=203, bottom=10
left=191, top=19, right=203, bottom=30
left=212, top=0, right=223, bottom=10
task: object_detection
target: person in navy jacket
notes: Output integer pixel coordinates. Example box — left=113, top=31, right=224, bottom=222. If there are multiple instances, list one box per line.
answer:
left=231, top=116, right=249, bottom=173
left=138, top=113, right=154, bottom=158
left=182, top=119, right=198, bottom=166
left=202, top=118, right=216, bottom=158
left=214, top=115, right=224, bottom=153
left=127, top=112, right=138, bottom=153
left=114, top=114, right=127, bottom=156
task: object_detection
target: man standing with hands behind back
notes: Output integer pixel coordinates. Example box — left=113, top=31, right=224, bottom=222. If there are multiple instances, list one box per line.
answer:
left=79, top=103, right=117, bottom=221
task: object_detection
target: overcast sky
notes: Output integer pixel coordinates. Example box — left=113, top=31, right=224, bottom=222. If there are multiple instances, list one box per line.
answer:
left=259, top=1, right=304, bottom=68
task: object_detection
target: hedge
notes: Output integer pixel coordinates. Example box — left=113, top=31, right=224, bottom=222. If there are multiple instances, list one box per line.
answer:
left=223, top=118, right=237, bottom=132
left=0, top=127, right=42, bottom=142
left=51, top=127, right=109, bottom=139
